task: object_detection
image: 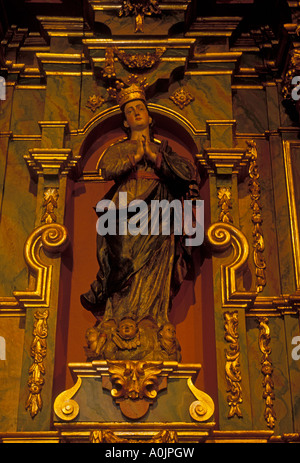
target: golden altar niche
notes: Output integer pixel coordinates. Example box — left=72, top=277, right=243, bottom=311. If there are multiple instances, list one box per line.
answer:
left=1, top=0, right=300, bottom=444
left=51, top=69, right=216, bottom=442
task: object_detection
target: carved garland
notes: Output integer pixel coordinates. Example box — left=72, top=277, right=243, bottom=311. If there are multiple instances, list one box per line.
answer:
left=25, top=309, right=49, bottom=418
left=103, top=46, right=166, bottom=78
left=247, top=140, right=267, bottom=293
left=114, top=46, right=166, bottom=70
left=224, top=311, right=243, bottom=418
left=258, top=317, right=276, bottom=429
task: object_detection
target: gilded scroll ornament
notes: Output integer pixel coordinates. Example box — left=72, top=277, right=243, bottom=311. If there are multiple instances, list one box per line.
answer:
left=224, top=311, right=243, bottom=418
left=86, top=94, right=106, bottom=112
left=258, top=317, right=276, bottom=429
left=169, top=87, right=195, bottom=110
left=90, top=429, right=178, bottom=443
left=14, top=223, right=69, bottom=307
left=53, top=377, right=82, bottom=421
left=25, top=309, right=49, bottom=418
left=247, top=140, right=266, bottom=293
left=41, top=188, right=59, bottom=224
left=119, top=0, right=161, bottom=33
left=187, top=378, right=215, bottom=422
left=218, top=187, right=233, bottom=223
left=207, top=222, right=255, bottom=308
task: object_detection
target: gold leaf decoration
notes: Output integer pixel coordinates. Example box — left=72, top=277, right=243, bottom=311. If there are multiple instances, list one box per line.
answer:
left=258, top=317, right=276, bottom=429
left=107, top=360, right=163, bottom=400
left=114, top=46, right=166, bottom=70
left=119, top=0, right=161, bottom=33
left=224, top=311, right=243, bottom=419
left=86, top=94, right=106, bottom=112
left=25, top=309, right=49, bottom=418
left=218, top=187, right=233, bottom=223
left=247, top=140, right=266, bottom=293
left=170, top=87, right=195, bottom=110
left=41, top=188, right=59, bottom=224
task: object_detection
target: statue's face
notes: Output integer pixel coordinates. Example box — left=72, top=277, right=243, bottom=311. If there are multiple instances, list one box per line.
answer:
left=124, top=100, right=152, bottom=132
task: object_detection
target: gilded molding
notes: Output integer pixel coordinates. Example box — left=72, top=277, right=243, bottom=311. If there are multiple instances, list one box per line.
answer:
left=258, top=317, right=276, bottom=429
left=247, top=140, right=266, bottom=293
left=202, top=145, right=251, bottom=176
left=217, top=187, right=233, bottom=223
left=90, top=429, right=178, bottom=443
left=224, top=311, right=243, bottom=419
left=24, top=148, right=76, bottom=179
left=25, top=309, right=49, bottom=418
left=207, top=222, right=256, bottom=308
left=13, top=224, right=68, bottom=308
left=69, top=103, right=206, bottom=139
left=282, top=141, right=300, bottom=291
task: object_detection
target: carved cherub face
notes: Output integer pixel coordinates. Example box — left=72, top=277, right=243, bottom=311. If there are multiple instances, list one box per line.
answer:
left=160, top=323, right=176, bottom=341
left=86, top=327, right=98, bottom=343
left=118, top=317, right=138, bottom=340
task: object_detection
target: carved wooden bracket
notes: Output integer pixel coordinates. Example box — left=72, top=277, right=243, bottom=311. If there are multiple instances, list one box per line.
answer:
left=13, top=223, right=69, bottom=308
left=207, top=222, right=256, bottom=309
left=102, top=361, right=167, bottom=419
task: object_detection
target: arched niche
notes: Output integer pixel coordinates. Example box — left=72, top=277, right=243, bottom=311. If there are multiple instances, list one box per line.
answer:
left=54, top=105, right=217, bottom=401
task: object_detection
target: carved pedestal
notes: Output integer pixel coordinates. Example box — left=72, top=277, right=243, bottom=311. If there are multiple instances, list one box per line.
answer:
left=53, top=361, right=215, bottom=443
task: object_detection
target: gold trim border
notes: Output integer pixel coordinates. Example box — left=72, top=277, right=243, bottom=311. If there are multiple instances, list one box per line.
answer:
left=282, top=140, right=300, bottom=290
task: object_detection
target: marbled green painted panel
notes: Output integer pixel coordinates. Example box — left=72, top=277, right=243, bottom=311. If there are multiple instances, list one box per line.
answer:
left=246, top=317, right=268, bottom=429
left=269, top=135, right=296, bottom=293
left=268, top=317, right=293, bottom=434
left=0, top=316, right=25, bottom=432
left=0, top=85, right=13, bottom=132
left=10, top=88, right=45, bottom=135
left=79, top=76, right=112, bottom=131
left=0, top=140, right=38, bottom=296
left=233, top=89, right=268, bottom=134
left=247, top=316, right=294, bottom=434
left=44, top=76, right=81, bottom=131
left=150, top=75, right=233, bottom=133
left=265, top=85, right=281, bottom=131
left=238, top=139, right=281, bottom=296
